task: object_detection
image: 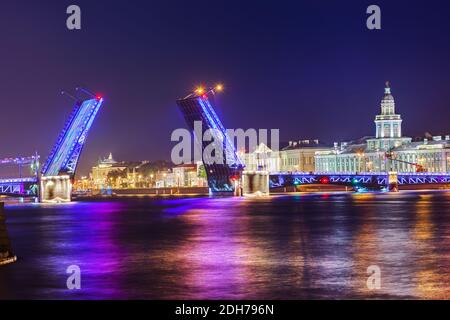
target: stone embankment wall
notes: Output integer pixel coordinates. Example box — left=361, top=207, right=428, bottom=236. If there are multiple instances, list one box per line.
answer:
left=0, top=202, right=16, bottom=265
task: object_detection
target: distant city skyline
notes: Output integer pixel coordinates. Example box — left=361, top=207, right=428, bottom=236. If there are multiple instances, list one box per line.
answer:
left=1, top=1, right=450, bottom=176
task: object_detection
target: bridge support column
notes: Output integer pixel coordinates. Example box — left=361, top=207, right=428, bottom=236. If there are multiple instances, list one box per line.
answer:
left=40, top=176, right=72, bottom=203
left=242, top=171, right=270, bottom=196
left=388, top=172, right=399, bottom=192
left=0, top=203, right=17, bottom=266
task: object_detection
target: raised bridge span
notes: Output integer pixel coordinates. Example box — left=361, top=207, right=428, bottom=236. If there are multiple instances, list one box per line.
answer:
left=0, top=90, right=104, bottom=202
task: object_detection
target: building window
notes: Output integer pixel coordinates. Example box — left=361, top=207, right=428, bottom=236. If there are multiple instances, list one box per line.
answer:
left=384, top=124, right=390, bottom=137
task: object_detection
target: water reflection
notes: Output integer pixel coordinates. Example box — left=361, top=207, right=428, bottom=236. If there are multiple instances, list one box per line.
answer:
left=411, top=194, right=448, bottom=299
left=0, top=191, right=449, bottom=299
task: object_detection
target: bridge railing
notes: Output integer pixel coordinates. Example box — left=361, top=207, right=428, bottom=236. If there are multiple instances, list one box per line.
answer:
left=271, top=171, right=450, bottom=176
left=0, top=155, right=40, bottom=197
left=272, top=171, right=388, bottom=176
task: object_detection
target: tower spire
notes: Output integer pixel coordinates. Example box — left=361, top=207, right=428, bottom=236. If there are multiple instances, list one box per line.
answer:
left=385, top=81, right=391, bottom=94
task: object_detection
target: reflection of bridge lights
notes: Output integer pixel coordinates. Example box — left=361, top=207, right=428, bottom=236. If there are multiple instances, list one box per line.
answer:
left=355, top=186, right=368, bottom=193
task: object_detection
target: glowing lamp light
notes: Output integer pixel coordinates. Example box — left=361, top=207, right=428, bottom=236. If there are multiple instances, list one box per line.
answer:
left=96, top=95, right=102, bottom=100
left=215, top=84, right=224, bottom=92
left=320, top=177, right=330, bottom=184
left=196, top=87, right=205, bottom=95
left=202, top=94, right=208, bottom=100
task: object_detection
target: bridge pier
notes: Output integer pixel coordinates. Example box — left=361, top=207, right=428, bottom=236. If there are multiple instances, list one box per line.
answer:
left=242, top=171, right=270, bottom=196
left=40, top=176, right=72, bottom=203
left=0, top=203, right=17, bottom=266
left=388, top=172, right=399, bottom=192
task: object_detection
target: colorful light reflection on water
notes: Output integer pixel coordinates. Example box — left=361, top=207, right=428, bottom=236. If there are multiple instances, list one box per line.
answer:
left=0, top=191, right=449, bottom=299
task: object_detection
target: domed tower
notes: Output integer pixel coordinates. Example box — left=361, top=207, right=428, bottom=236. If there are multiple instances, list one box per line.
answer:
left=375, top=81, right=402, bottom=138
left=367, top=82, right=412, bottom=151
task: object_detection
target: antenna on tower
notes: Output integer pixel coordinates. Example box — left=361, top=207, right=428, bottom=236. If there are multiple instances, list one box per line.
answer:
left=61, top=91, right=78, bottom=102
left=76, top=87, right=96, bottom=98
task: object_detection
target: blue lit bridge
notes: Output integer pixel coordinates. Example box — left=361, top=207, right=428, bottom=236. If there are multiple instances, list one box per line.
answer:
left=0, top=156, right=40, bottom=197
left=269, top=172, right=450, bottom=191
left=177, top=86, right=244, bottom=195
left=0, top=177, right=39, bottom=197
left=0, top=89, right=104, bottom=202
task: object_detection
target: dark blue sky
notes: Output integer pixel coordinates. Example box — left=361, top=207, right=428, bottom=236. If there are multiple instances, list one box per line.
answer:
left=1, top=0, right=450, bottom=175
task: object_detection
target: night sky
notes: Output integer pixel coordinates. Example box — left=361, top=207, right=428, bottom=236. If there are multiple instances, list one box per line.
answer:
left=1, top=0, right=450, bottom=176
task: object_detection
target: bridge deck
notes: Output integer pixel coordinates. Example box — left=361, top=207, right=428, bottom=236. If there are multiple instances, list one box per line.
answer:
left=0, top=177, right=39, bottom=197
left=269, top=172, right=450, bottom=188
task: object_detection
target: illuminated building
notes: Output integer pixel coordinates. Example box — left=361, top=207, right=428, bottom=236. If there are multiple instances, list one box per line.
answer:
left=242, top=143, right=279, bottom=172
left=279, top=140, right=330, bottom=172
left=243, top=140, right=329, bottom=173
left=315, top=83, right=450, bottom=173
left=89, top=157, right=207, bottom=189
left=91, top=153, right=128, bottom=189
left=73, top=176, right=92, bottom=191
left=155, top=171, right=173, bottom=188
left=172, top=163, right=206, bottom=187
left=367, top=81, right=412, bottom=150
left=152, top=162, right=207, bottom=188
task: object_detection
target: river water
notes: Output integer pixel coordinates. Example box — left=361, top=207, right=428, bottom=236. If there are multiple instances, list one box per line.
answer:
left=0, top=190, right=449, bottom=299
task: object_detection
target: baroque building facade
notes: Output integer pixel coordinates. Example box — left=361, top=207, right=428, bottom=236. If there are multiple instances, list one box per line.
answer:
left=243, top=140, right=330, bottom=173
left=91, top=153, right=128, bottom=189
left=315, top=83, right=450, bottom=173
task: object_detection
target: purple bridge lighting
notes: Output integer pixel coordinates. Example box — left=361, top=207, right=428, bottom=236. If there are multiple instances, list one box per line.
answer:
left=269, top=172, right=450, bottom=191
